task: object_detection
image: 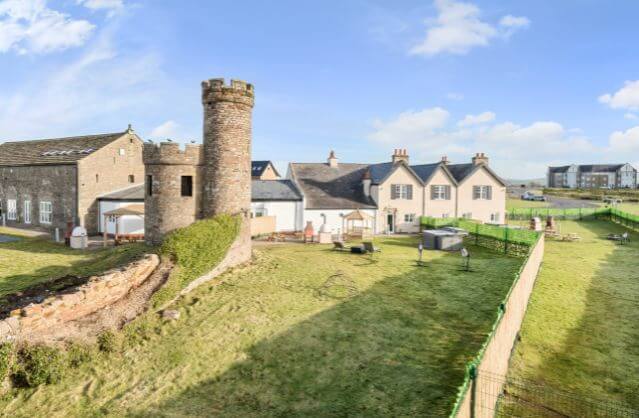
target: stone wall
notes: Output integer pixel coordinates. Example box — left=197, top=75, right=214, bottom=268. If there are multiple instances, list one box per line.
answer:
left=143, top=143, right=204, bottom=245
left=0, top=164, right=77, bottom=232
left=0, top=254, right=159, bottom=342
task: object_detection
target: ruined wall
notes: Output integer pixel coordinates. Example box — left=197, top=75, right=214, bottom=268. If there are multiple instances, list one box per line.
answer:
left=0, top=254, right=159, bottom=342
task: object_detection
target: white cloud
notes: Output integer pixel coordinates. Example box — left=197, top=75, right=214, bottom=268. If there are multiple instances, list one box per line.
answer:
left=0, top=0, right=95, bottom=54
left=624, top=113, right=638, bottom=120
left=446, top=92, right=464, bottom=101
left=608, top=126, right=639, bottom=154
left=149, top=120, right=180, bottom=139
left=409, top=0, right=529, bottom=56
left=457, top=111, right=495, bottom=126
left=369, top=108, right=451, bottom=144
left=0, top=17, right=166, bottom=139
left=599, top=80, right=639, bottom=111
left=76, top=0, right=124, bottom=16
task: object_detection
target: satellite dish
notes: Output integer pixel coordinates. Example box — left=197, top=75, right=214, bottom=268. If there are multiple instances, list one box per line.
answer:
left=461, top=248, right=469, bottom=258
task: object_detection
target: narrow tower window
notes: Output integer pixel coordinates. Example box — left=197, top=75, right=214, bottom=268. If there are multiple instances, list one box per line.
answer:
left=181, top=176, right=193, bottom=197
left=146, top=175, right=153, bottom=196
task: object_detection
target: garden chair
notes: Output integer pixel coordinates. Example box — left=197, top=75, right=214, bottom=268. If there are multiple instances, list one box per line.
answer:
left=362, top=241, right=380, bottom=253
left=332, top=241, right=350, bottom=251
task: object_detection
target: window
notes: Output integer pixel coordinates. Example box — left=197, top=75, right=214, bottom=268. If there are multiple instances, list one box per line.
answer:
left=442, top=213, right=450, bottom=218
left=404, top=213, right=415, bottom=223
left=462, top=212, right=472, bottom=219
left=7, top=199, right=17, bottom=220
left=251, top=208, right=267, bottom=218
left=431, top=185, right=451, bottom=200
left=181, top=176, right=193, bottom=197
left=96, top=174, right=99, bottom=183
left=391, top=184, right=413, bottom=200
left=146, top=175, right=153, bottom=196
left=128, top=174, right=135, bottom=183
left=119, top=148, right=126, bottom=156
left=40, top=201, right=52, bottom=224
left=490, top=212, right=500, bottom=223
left=24, top=200, right=31, bottom=224
left=473, top=185, right=492, bottom=200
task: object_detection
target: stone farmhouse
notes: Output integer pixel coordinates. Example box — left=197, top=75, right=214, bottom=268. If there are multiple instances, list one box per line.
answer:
left=288, top=150, right=506, bottom=235
left=547, top=163, right=638, bottom=189
left=0, top=128, right=144, bottom=234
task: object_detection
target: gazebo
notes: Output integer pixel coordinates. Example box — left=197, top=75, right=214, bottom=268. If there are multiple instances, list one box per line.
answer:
left=102, top=204, right=145, bottom=246
left=343, top=209, right=374, bottom=240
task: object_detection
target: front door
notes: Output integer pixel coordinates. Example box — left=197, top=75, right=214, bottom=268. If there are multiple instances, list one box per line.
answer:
left=386, top=213, right=394, bottom=233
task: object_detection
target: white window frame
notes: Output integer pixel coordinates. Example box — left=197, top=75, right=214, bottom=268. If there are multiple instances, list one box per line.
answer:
left=7, top=199, right=17, bottom=220
left=404, top=213, right=415, bottom=223
left=473, top=185, right=492, bottom=200
left=24, top=200, right=31, bottom=224
left=392, top=184, right=413, bottom=200
left=490, top=212, right=500, bottom=223
left=119, top=148, right=126, bottom=156
left=40, top=201, right=52, bottom=224
left=462, top=212, right=472, bottom=219
left=431, top=185, right=449, bottom=200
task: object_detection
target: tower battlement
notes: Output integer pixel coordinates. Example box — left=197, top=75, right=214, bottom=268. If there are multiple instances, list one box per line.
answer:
left=143, top=142, right=203, bottom=166
left=202, top=78, right=254, bottom=107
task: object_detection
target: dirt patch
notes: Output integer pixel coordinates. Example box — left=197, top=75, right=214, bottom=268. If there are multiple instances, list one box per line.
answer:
left=0, top=275, right=89, bottom=319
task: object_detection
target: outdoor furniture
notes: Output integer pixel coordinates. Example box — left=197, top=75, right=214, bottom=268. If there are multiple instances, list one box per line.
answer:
left=423, top=229, right=464, bottom=251
left=332, top=241, right=351, bottom=251
left=561, top=233, right=581, bottom=242
left=362, top=241, right=380, bottom=252
left=114, top=234, right=144, bottom=245
left=607, top=232, right=629, bottom=244
left=350, top=245, right=366, bottom=254
left=343, top=209, right=374, bottom=240
left=103, top=204, right=145, bottom=247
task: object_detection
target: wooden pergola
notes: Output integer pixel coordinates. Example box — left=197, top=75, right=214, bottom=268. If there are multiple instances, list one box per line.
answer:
left=343, top=209, right=374, bottom=239
left=103, top=204, right=145, bottom=246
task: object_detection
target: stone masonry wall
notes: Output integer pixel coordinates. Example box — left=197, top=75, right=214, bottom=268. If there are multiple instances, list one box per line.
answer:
left=0, top=254, right=159, bottom=342
left=143, top=143, right=204, bottom=245
left=0, top=164, right=77, bottom=232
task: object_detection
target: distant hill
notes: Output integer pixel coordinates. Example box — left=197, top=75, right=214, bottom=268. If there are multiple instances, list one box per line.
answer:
left=505, top=178, right=546, bottom=187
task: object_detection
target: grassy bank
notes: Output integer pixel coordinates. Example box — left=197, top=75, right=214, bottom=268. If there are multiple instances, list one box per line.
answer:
left=0, top=228, right=148, bottom=301
left=1, top=237, right=523, bottom=417
left=503, top=220, right=639, bottom=413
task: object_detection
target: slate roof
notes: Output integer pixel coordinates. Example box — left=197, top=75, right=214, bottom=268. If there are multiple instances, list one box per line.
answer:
left=410, top=163, right=442, bottom=183
left=548, top=165, right=571, bottom=174
left=579, top=164, right=624, bottom=173
left=0, top=132, right=128, bottom=166
left=252, top=160, right=280, bottom=178
left=446, top=163, right=476, bottom=183
left=98, top=180, right=302, bottom=202
left=252, top=180, right=302, bottom=201
left=289, top=163, right=377, bottom=209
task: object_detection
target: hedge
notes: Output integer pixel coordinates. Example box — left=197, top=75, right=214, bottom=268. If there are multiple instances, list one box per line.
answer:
left=152, top=214, right=241, bottom=308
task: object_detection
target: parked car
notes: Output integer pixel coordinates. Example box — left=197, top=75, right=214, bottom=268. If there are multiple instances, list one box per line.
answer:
left=603, top=196, right=622, bottom=205
left=521, top=192, right=546, bottom=201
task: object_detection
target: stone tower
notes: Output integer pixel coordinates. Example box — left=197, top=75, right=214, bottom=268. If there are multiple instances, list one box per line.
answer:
left=201, top=78, right=254, bottom=262
left=143, top=142, right=204, bottom=245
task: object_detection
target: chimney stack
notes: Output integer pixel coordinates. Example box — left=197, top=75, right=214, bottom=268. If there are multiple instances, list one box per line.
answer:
left=327, top=150, right=339, bottom=168
left=472, top=152, right=489, bottom=166
left=441, top=156, right=450, bottom=165
left=392, top=148, right=409, bottom=164
left=362, top=169, right=372, bottom=197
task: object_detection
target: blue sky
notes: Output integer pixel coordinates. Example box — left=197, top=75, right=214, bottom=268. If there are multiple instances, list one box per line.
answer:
left=2, top=0, right=639, bottom=178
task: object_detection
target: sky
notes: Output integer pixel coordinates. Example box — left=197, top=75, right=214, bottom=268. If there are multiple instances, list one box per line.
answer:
left=1, top=0, right=639, bottom=179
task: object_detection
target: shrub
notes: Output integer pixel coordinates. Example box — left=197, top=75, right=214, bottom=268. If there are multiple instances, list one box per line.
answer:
left=66, top=342, right=94, bottom=367
left=152, top=215, right=240, bottom=308
left=0, top=343, right=14, bottom=382
left=97, top=330, right=122, bottom=353
left=14, top=345, right=65, bottom=387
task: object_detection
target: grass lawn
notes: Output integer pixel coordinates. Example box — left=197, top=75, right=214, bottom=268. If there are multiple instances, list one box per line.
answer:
left=0, top=227, right=148, bottom=301
left=503, top=220, right=639, bottom=414
left=614, top=202, right=639, bottom=215
left=0, top=236, right=523, bottom=417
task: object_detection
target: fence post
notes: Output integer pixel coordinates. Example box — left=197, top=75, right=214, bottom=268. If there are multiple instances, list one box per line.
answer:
left=504, top=227, right=509, bottom=254
left=475, top=223, right=479, bottom=245
left=469, top=364, right=477, bottom=418
left=579, top=207, right=582, bottom=221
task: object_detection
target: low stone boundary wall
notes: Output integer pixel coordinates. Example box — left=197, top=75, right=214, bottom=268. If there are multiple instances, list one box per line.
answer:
left=0, top=254, right=159, bottom=342
left=452, top=235, right=545, bottom=417
left=251, top=216, right=276, bottom=236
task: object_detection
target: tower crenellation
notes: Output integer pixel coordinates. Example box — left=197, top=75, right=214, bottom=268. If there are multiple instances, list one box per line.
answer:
left=143, top=142, right=204, bottom=166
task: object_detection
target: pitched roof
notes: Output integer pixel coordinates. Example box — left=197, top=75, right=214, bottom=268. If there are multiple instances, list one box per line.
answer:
left=289, top=163, right=376, bottom=209
left=548, top=165, right=572, bottom=174
left=97, top=180, right=303, bottom=202
left=252, top=160, right=280, bottom=178
left=411, top=163, right=444, bottom=183
left=446, top=163, right=507, bottom=186
left=0, top=131, right=128, bottom=166
left=252, top=180, right=302, bottom=201
left=578, top=164, right=624, bottom=173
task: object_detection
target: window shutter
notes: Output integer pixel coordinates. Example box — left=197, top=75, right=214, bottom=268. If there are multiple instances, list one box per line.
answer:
left=391, top=185, right=398, bottom=200
left=407, top=185, right=413, bottom=200
left=487, top=186, right=492, bottom=200
left=430, top=185, right=436, bottom=200
left=473, top=186, right=479, bottom=200
left=445, top=185, right=451, bottom=200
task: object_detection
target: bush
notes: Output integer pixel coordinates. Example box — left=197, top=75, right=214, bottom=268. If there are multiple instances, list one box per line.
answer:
left=15, top=345, right=65, bottom=387
left=152, top=215, right=240, bottom=308
left=66, top=342, right=94, bottom=367
left=97, top=330, right=122, bottom=353
left=0, top=343, right=14, bottom=382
